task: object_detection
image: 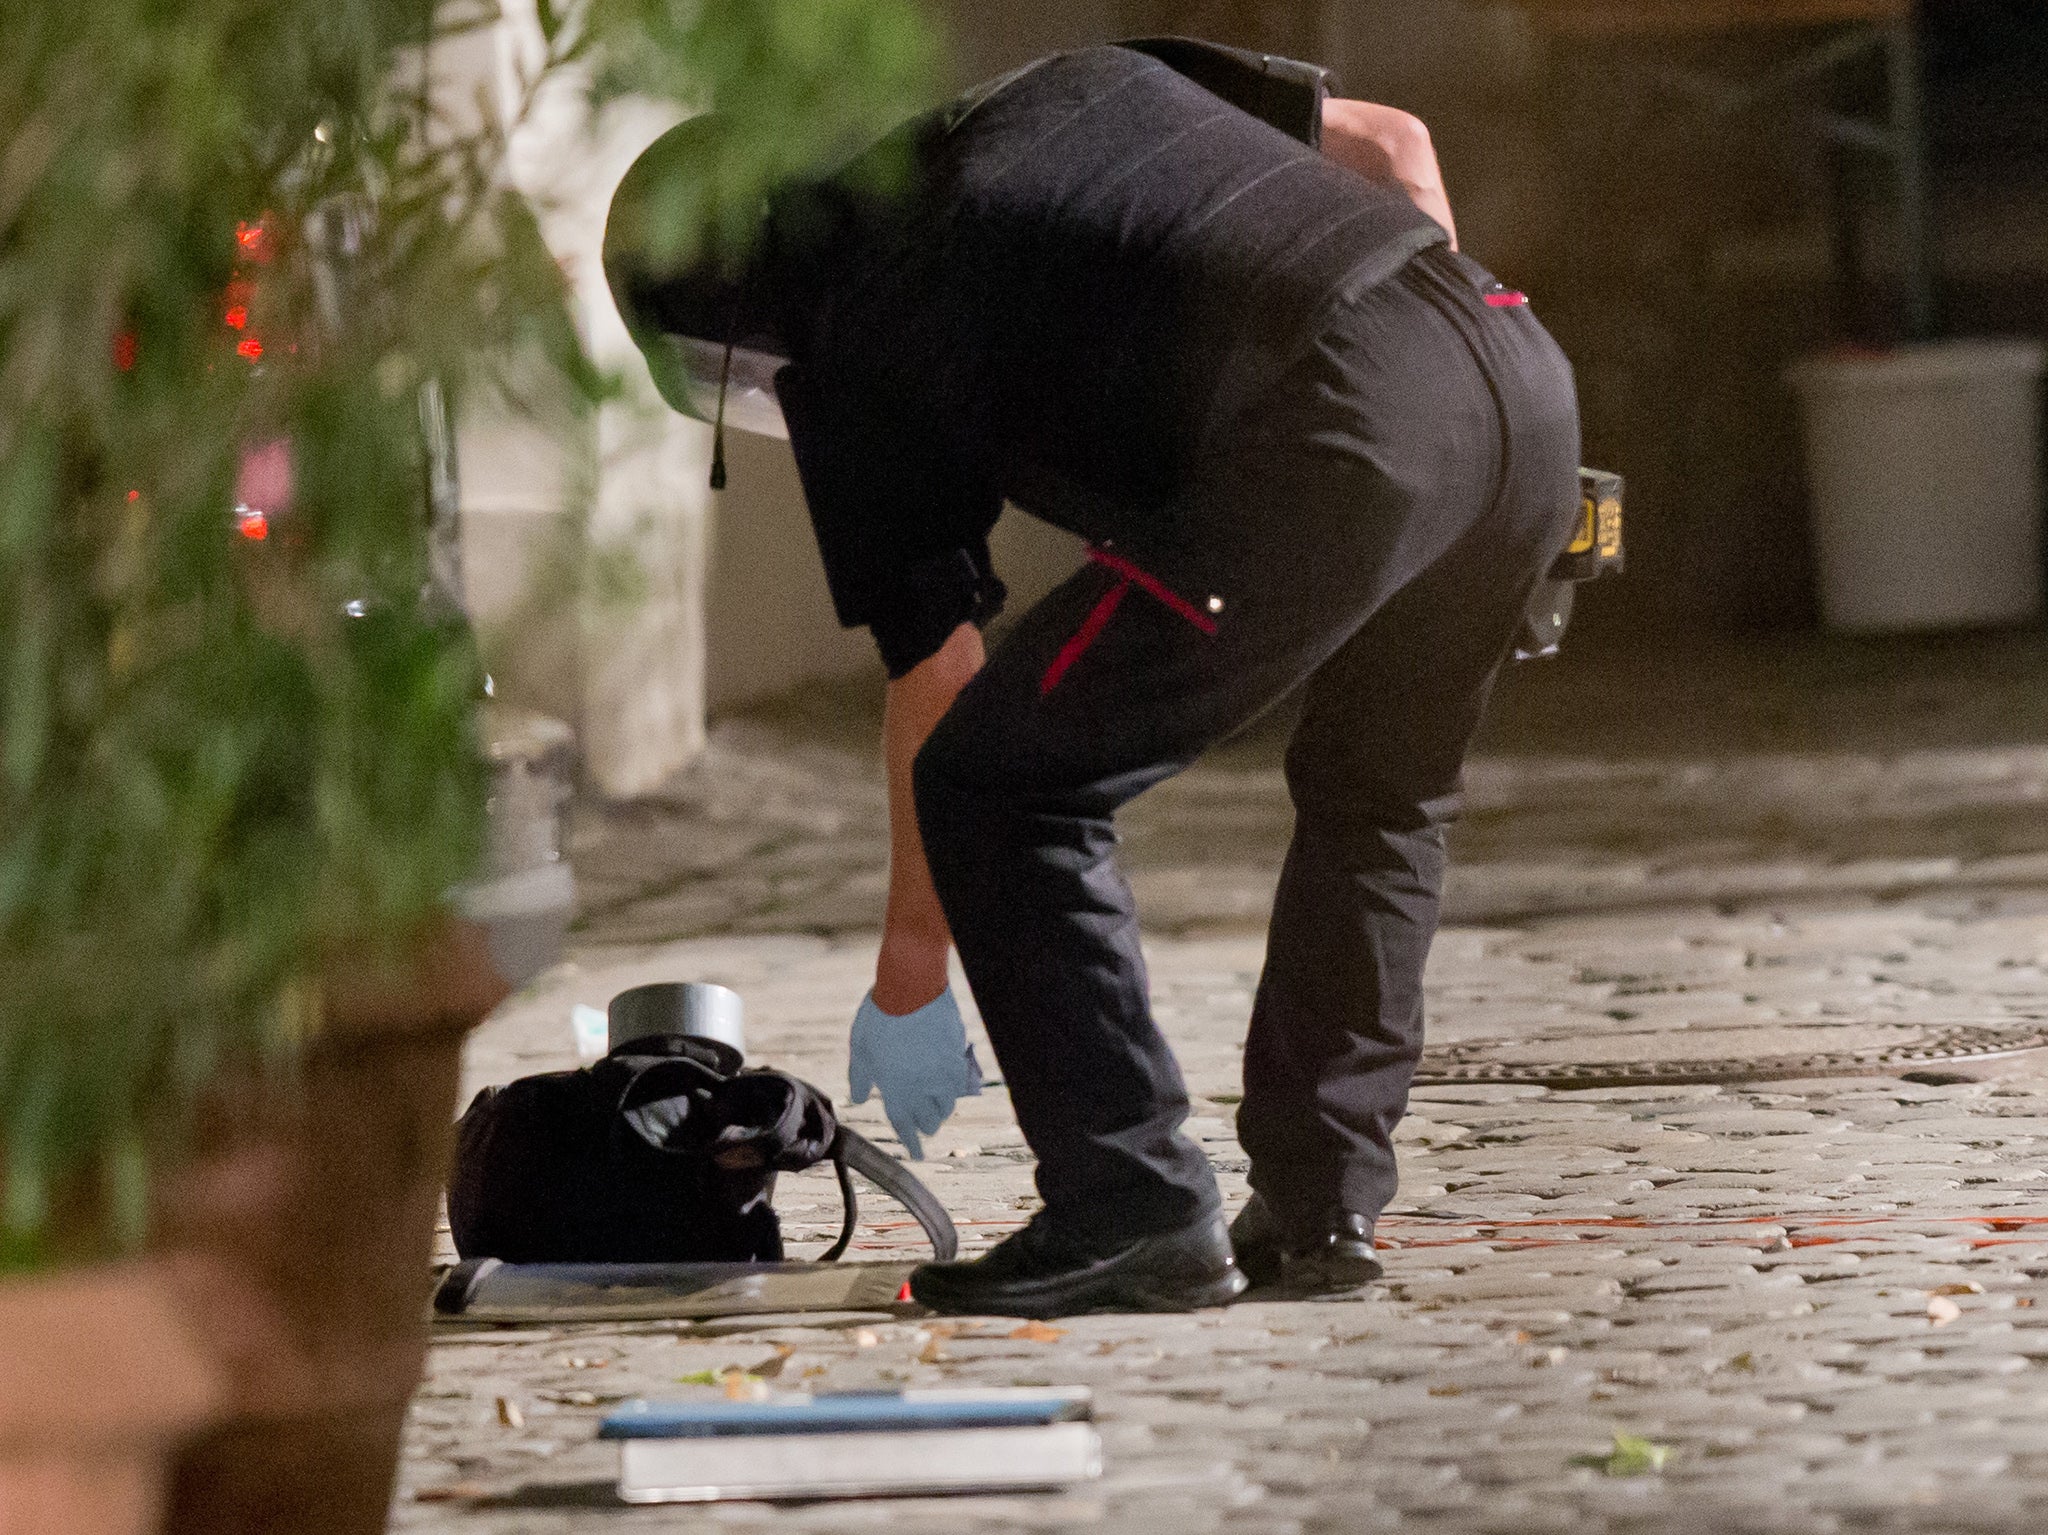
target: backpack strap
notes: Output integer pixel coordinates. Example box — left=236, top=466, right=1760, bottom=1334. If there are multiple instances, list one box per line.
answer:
left=821, top=1126, right=959, bottom=1262
left=601, top=1042, right=959, bottom=1264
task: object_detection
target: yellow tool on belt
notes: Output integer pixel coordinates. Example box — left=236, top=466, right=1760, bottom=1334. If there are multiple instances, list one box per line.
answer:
left=1515, top=467, right=1624, bottom=661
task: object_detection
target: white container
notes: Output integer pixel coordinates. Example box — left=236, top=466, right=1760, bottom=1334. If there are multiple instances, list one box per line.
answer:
left=1789, top=339, right=2046, bottom=632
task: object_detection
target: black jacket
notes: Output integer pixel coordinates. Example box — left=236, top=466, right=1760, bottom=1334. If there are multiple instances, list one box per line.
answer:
left=614, top=39, right=1449, bottom=676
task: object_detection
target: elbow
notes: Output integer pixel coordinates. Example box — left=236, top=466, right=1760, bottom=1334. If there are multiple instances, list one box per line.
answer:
left=1321, top=99, right=1440, bottom=189
left=1380, top=107, right=1432, bottom=153
left=1379, top=110, right=1438, bottom=186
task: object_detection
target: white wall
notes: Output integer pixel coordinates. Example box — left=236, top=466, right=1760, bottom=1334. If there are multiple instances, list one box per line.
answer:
left=447, top=8, right=711, bottom=796
left=703, top=433, right=872, bottom=713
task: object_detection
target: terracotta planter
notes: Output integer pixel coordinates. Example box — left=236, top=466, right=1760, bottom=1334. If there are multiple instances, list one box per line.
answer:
left=155, top=1021, right=473, bottom=1535
left=158, top=919, right=508, bottom=1535
left=0, top=1262, right=229, bottom=1535
left=2, top=919, right=508, bottom=1535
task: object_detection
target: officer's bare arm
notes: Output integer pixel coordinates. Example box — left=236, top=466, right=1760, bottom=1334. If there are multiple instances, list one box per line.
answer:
left=1320, top=99, right=1458, bottom=251
left=873, top=620, right=986, bottom=1014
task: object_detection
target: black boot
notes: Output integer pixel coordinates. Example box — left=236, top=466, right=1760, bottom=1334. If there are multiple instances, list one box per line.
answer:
left=1229, top=1194, right=1383, bottom=1297
left=910, top=1210, right=1247, bottom=1319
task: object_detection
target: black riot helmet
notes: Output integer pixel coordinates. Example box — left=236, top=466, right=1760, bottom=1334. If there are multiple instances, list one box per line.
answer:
left=603, top=116, right=793, bottom=457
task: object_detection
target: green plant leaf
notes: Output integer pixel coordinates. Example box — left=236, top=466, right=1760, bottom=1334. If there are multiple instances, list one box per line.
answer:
left=1581, top=1433, right=1674, bottom=1477
left=1, top=0, right=938, bottom=1271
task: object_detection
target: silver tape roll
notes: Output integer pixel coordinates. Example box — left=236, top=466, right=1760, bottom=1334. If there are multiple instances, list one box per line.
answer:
left=608, top=981, right=747, bottom=1060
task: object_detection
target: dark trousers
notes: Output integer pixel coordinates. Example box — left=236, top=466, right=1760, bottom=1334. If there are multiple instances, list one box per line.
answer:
left=915, top=247, right=1582, bottom=1250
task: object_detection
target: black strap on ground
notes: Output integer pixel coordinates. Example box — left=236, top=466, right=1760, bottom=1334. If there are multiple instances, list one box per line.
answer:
left=820, top=1145, right=859, bottom=1262
left=825, top=1126, right=959, bottom=1262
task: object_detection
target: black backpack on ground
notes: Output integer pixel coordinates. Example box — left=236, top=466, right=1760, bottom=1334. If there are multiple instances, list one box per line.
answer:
left=447, top=1035, right=955, bottom=1263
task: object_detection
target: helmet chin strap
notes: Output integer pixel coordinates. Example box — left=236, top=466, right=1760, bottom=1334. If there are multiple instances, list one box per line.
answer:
left=709, top=329, right=735, bottom=492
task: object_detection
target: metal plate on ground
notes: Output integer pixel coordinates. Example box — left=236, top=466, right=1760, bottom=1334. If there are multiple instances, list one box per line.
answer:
left=433, top=1258, right=919, bottom=1324
left=1414, top=1021, right=2048, bottom=1089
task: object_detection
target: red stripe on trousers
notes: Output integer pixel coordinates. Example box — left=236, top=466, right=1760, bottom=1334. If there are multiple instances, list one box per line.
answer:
left=1040, top=578, right=1130, bottom=695
left=1038, top=548, right=1220, bottom=696
left=1087, top=547, right=1219, bottom=633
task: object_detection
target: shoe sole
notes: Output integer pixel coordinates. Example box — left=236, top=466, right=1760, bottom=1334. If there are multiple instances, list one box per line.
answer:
left=1232, top=1248, right=1281, bottom=1290
left=1275, top=1256, right=1384, bottom=1301
left=1236, top=1276, right=1381, bottom=1303
left=912, top=1264, right=1250, bottom=1320
left=1112, top=1266, right=1251, bottom=1315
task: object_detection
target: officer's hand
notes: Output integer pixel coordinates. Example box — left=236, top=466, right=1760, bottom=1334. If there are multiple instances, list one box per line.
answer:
left=847, top=988, right=983, bottom=1160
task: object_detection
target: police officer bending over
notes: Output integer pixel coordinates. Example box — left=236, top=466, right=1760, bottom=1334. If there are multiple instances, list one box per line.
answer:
left=607, top=38, right=1581, bottom=1317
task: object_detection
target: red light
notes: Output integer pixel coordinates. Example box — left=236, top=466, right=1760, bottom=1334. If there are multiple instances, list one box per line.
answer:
left=225, top=305, right=248, bottom=330
left=235, top=220, right=266, bottom=253
left=236, top=337, right=263, bottom=361
left=126, top=490, right=141, bottom=503
left=236, top=508, right=269, bottom=541
left=113, top=332, right=138, bottom=372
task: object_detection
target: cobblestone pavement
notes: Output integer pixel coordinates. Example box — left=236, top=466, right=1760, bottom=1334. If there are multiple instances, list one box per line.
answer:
left=402, top=636, right=2048, bottom=1533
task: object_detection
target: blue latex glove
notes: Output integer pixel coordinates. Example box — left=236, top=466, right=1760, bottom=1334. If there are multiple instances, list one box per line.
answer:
left=847, top=988, right=983, bottom=1160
